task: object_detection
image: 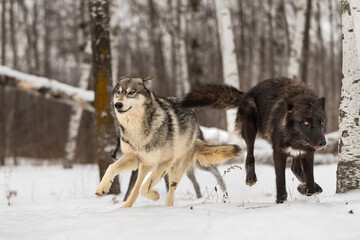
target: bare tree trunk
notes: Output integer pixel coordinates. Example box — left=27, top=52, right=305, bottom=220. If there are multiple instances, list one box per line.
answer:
left=273, top=0, right=288, bottom=76
left=9, top=0, right=17, bottom=69
left=32, top=1, right=40, bottom=74
left=237, top=0, right=246, bottom=89
left=188, top=0, right=203, bottom=87
left=300, top=0, right=312, bottom=84
left=172, top=0, right=190, bottom=97
left=89, top=0, right=120, bottom=195
left=17, top=0, right=32, bottom=73
left=0, top=0, right=7, bottom=166
left=288, top=0, right=308, bottom=81
left=43, top=0, right=52, bottom=77
left=148, top=0, right=169, bottom=95
left=267, top=0, right=275, bottom=77
left=215, top=0, right=240, bottom=143
left=336, top=0, right=360, bottom=193
left=314, top=1, right=325, bottom=97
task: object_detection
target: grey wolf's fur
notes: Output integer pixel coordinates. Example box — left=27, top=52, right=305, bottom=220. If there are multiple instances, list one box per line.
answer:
left=95, top=77, right=239, bottom=207
left=118, top=131, right=226, bottom=201
left=181, top=77, right=326, bottom=203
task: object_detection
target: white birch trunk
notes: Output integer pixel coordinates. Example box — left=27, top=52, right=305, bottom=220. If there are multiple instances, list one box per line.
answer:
left=288, top=0, right=307, bottom=81
left=215, top=0, right=240, bottom=143
left=63, top=42, right=92, bottom=169
left=173, top=0, right=190, bottom=97
left=336, top=0, right=360, bottom=193
left=110, top=4, right=120, bottom=86
left=179, top=0, right=190, bottom=95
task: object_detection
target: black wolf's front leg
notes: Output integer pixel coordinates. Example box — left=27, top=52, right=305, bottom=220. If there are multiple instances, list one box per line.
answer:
left=296, top=152, right=322, bottom=196
left=274, top=149, right=287, bottom=203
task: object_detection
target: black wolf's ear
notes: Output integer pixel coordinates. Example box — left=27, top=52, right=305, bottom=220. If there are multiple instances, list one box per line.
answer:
left=143, top=76, right=152, bottom=88
left=285, top=99, right=294, bottom=114
left=317, top=97, right=325, bottom=109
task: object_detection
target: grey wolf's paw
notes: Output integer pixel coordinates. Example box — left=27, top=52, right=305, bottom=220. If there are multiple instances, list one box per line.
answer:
left=95, top=180, right=111, bottom=197
left=276, top=193, right=287, bottom=204
left=245, top=173, right=257, bottom=186
left=121, top=202, right=134, bottom=208
left=297, top=183, right=323, bottom=196
left=141, top=189, right=160, bottom=201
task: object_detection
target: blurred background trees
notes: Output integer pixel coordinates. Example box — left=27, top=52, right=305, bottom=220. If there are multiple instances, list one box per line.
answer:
left=0, top=0, right=342, bottom=165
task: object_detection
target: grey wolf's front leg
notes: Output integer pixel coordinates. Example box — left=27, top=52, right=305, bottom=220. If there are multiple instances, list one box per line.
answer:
left=96, top=153, right=138, bottom=196
left=122, top=163, right=152, bottom=208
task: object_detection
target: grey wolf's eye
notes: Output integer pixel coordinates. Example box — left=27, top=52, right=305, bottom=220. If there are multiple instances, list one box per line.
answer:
left=128, top=90, right=136, bottom=97
left=116, top=90, right=121, bottom=95
left=320, top=122, right=324, bottom=127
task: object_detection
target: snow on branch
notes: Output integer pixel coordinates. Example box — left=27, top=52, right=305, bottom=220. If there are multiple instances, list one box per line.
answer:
left=0, top=66, right=95, bottom=112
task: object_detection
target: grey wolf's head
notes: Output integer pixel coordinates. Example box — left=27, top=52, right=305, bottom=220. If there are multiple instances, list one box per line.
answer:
left=286, top=95, right=327, bottom=150
left=112, top=77, right=152, bottom=114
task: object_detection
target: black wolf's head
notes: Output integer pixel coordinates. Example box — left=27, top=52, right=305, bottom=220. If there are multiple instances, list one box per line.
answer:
left=285, top=95, right=327, bottom=150
left=112, top=77, right=152, bottom=114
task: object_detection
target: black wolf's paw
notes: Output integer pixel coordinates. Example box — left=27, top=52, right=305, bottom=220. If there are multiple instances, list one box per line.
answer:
left=297, top=183, right=323, bottom=196
left=276, top=193, right=287, bottom=204
left=245, top=173, right=257, bottom=186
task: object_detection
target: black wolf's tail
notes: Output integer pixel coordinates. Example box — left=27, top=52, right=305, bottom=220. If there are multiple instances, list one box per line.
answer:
left=181, top=84, right=244, bottom=109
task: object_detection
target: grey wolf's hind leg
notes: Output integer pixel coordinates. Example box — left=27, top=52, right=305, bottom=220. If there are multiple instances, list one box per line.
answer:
left=196, top=163, right=226, bottom=192
left=140, top=160, right=173, bottom=201
left=186, top=167, right=202, bottom=198
left=122, top=164, right=152, bottom=208
left=166, top=153, right=193, bottom=206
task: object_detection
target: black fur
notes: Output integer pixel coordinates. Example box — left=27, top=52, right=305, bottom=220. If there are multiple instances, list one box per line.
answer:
left=182, top=78, right=326, bottom=203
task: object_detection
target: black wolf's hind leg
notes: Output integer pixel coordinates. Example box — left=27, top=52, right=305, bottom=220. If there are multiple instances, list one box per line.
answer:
left=239, top=107, right=258, bottom=186
left=123, top=169, right=138, bottom=201
left=186, top=167, right=202, bottom=198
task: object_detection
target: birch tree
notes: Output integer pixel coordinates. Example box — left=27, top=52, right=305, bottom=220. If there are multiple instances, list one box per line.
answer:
left=89, top=0, right=120, bottom=194
left=336, top=0, right=360, bottom=193
left=0, top=0, right=7, bottom=166
left=288, top=0, right=309, bottom=81
left=215, top=0, right=240, bottom=143
left=172, top=0, right=190, bottom=97
left=63, top=1, right=92, bottom=169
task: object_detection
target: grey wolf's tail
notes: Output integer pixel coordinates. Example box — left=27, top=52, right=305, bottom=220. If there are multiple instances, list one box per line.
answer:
left=194, top=140, right=240, bottom=166
left=181, top=84, right=244, bottom=109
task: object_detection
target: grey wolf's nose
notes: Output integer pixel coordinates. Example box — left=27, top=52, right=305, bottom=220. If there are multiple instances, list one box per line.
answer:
left=319, top=141, right=326, bottom=147
left=115, top=102, right=123, bottom=110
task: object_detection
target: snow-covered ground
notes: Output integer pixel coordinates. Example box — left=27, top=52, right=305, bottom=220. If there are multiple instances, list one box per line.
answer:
left=0, top=163, right=359, bottom=240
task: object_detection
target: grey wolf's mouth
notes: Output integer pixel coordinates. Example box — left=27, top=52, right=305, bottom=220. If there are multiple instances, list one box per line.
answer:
left=118, top=107, right=132, bottom=113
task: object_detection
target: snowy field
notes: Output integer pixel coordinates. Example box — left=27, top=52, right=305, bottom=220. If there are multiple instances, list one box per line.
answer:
left=1, top=162, right=360, bottom=240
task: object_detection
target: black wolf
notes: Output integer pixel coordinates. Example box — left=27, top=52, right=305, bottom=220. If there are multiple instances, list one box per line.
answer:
left=96, top=77, right=239, bottom=207
left=181, top=77, right=326, bottom=203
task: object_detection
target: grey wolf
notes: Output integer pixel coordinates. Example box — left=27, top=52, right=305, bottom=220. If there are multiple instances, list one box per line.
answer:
left=95, top=77, right=239, bottom=207
left=181, top=77, right=326, bottom=203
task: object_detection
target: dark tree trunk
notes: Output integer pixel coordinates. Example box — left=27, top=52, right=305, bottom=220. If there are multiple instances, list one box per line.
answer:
left=89, top=0, right=120, bottom=195
left=300, top=0, right=312, bottom=84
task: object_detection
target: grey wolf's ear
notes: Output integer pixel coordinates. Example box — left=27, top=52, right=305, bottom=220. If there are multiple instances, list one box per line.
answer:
left=317, top=97, right=325, bottom=109
left=143, top=76, right=152, bottom=88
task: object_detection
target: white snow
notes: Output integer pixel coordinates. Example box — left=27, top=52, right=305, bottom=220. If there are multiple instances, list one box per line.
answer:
left=1, top=162, right=359, bottom=240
